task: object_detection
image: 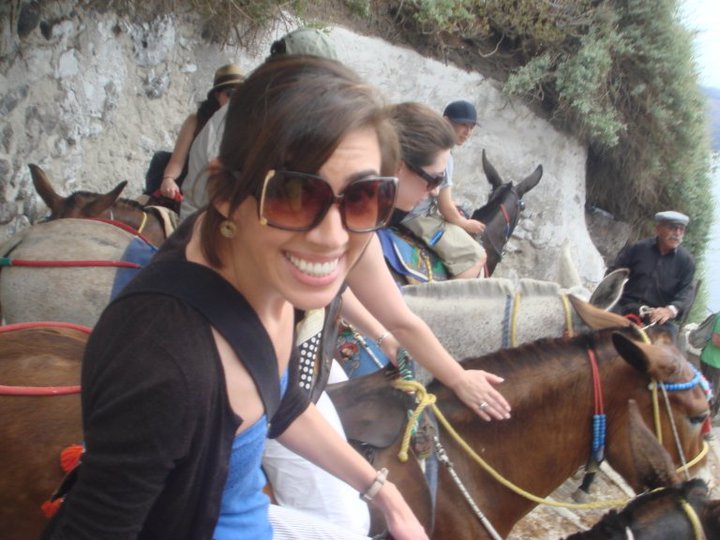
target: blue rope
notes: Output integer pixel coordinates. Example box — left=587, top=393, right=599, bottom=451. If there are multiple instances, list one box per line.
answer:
left=501, top=294, right=512, bottom=349
left=396, top=348, right=415, bottom=380
left=661, top=365, right=702, bottom=393
left=591, top=413, right=606, bottom=463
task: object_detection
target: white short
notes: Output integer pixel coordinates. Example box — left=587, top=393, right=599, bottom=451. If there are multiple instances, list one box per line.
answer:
left=268, top=504, right=370, bottom=540
left=263, top=362, right=371, bottom=537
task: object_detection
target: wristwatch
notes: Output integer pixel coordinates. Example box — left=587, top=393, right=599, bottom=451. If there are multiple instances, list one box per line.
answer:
left=666, top=305, right=678, bottom=318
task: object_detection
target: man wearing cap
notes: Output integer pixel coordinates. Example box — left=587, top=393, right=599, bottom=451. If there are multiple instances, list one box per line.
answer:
left=401, top=100, right=487, bottom=279
left=606, top=210, right=696, bottom=334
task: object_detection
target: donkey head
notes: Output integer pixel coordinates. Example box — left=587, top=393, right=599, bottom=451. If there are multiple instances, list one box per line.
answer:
left=29, top=164, right=127, bottom=220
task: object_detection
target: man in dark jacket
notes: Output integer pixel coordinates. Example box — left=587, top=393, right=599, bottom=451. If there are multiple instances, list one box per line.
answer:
left=607, top=210, right=695, bottom=337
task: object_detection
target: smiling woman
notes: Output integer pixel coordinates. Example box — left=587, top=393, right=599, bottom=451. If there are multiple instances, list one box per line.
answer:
left=42, top=56, right=429, bottom=540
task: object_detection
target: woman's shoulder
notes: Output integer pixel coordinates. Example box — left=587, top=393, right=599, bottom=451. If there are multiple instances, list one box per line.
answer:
left=179, top=112, right=199, bottom=133
left=89, top=293, right=218, bottom=384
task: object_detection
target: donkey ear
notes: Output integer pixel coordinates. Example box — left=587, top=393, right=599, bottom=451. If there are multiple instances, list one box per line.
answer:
left=83, top=181, right=127, bottom=217
left=481, top=149, right=503, bottom=190
left=29, top=164, right=64, bottom=215
left=568, top=295, right=632, bottom=330
left=627, top=399, right=681, bottom=489
left=516, top=164, right=543, bottom=198
left=612, top=331, right=652, bottom=374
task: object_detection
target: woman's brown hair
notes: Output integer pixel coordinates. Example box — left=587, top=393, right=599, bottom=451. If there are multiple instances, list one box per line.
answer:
left=201, top=55, right=399, bottom=267
left=387, top=102, right=455, bottom=168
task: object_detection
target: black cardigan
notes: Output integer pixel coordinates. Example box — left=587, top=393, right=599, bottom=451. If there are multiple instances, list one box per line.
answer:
left=45, top=216, right=309, bottom=540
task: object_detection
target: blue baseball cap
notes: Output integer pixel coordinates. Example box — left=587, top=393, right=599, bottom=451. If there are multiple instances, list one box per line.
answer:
left=443, top=100, right=477, bottom=125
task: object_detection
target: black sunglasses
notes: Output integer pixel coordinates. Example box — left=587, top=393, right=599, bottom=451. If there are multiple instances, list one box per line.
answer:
left=258, top=169, right=398, bottom=233
left=405, top=162, right=446, bottom=190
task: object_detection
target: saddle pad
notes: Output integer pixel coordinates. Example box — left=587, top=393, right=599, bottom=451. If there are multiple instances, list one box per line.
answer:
left=335, top=323, right=390, bottom=378
left=110, top=236, right=159, bottom=299
left=377, top=228, right=448, bottom=284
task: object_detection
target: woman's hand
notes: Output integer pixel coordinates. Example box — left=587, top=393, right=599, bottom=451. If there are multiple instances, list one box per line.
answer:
left=448, top=369, right=511, bottom=421
left=160, top=176, right=180, bottom=200
left=371, top=481, right=429, bottom=540
left=463, top=218, right=486, bottom=235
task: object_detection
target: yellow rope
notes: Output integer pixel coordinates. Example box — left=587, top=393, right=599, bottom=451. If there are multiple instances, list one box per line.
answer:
left=391, top=373, right=709, bottom=511
left=392, top=379, right=628, bottom=510
left=137, top=210, right=148, bottom=234
left=510, top=292, right=520, bottom=347
left=560, top=293, right=574, bottom=337
left=677, top=441, right=709, bottom=473
left=420, top=252, right=433, bottom=283
left=632, top=325, right=664, bottom=443
left=680, top=498, right=707, bottom=540
left=638, top=324, right=709, bottom=474
left=394, top=379, right=436, bottom=463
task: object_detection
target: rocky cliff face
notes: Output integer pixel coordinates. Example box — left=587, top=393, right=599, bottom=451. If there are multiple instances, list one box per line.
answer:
left=0, top=2, right=608, bottom=286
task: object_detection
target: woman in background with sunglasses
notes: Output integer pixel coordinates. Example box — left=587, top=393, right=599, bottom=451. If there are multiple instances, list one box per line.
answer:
left=43, top=56, right=427, bottom=540
left=341, top=101, right=512, bottom=421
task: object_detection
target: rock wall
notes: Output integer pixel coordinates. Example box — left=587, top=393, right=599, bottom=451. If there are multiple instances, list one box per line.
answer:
left=0, top=2, right=607, bottom=286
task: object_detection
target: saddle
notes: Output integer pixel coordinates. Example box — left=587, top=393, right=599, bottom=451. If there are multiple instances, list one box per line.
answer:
left=377, top=227, right=448, bottom=285
left=326, top=367, right=437, bottom=535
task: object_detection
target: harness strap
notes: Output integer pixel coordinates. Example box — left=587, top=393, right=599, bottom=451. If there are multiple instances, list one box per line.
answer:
left=394, top=378, right=629, bottom=509
left=0, top=384, right=81, bottom=396
left=392, top=374, right=709, bottom=511
left=0, top=257, right=140, bottom=268
left=433, top=436, right=503, bottom=540
left=501, top=295, right=512, bottom=349
left=588, top=349, right=606, bottom=464
left=510, top=292, right=520, bottom=347
left=560, top=293, right=574, bottom=337
left=499, top=203, right=511, bottom=239
left=87, top=217, right=154, bottom=246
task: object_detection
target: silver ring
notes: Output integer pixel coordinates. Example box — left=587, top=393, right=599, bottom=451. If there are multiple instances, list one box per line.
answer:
left=479, top=401, right=489, bottom=409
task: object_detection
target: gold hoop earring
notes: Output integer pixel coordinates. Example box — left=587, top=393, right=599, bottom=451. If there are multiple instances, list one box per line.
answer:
left=220, top=220, right=237, bottom=239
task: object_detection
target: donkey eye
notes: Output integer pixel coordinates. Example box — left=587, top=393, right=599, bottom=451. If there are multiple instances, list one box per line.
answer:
left=688, top=412, right=708, bottom=425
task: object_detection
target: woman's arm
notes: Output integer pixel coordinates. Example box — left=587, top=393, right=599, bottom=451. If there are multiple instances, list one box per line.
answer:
left=347, top=234, right=511, bottom=421
left=340, top=287, right=401, bottom=363
left=277, top=405, right=429, bottom=540
left=437, top=186, right=485, bottom=235
left=161, top=114, right=198, bottom=199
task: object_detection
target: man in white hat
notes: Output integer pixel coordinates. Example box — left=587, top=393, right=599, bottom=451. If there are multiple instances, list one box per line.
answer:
left=180, top=28, right=338, bottom=220
left=607, top=210, right=695, bottom=335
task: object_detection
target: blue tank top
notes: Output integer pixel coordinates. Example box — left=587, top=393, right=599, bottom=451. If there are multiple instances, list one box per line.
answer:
left=213, top=371, right=289, bottom=540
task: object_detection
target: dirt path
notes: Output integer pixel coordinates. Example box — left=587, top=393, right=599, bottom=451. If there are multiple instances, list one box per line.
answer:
left=508, top=426, right=720, bottom=538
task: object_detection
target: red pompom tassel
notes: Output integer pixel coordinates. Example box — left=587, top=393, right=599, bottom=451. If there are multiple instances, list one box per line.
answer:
left=60, top=444, right=84, bottom=473
left=41, top=498, right=63, bottom=518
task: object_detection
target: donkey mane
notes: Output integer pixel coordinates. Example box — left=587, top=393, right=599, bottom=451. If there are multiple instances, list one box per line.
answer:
left=67, top=191, right=144, bottom=211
